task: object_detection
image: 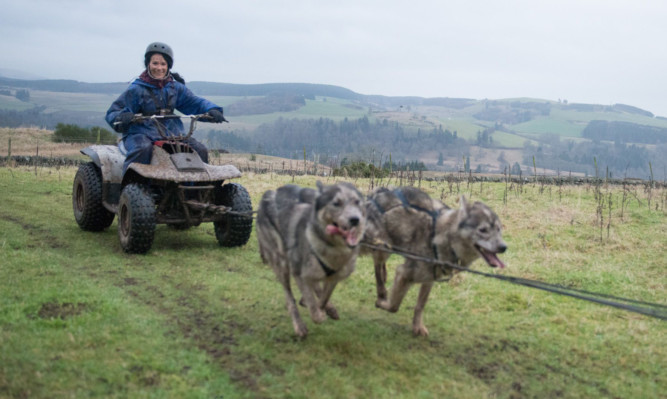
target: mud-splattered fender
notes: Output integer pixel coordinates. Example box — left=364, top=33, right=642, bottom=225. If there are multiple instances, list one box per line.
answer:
left=80, top=145, right=125, bottom=184
left=125, top=147, right=242, bottom=183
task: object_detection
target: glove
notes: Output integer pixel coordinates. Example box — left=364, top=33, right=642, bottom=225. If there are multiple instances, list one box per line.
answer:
left=113, top=111, right=135, bottom=133
left=207, top=108, right=227, bottom=123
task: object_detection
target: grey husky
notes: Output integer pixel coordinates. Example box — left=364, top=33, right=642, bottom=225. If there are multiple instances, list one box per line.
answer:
left=363, top=187, right=507, bottom=336
left=256, top=181, right=366, bottom=337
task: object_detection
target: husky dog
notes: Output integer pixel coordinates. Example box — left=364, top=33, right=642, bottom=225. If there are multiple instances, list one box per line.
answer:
left=256, top=181, right=366, bottom=337
left=363, top=187, right=507, bottom=336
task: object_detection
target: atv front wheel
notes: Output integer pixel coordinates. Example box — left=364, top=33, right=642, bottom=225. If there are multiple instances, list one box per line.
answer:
left=118, top=183, right=156, bottom=254
left=73, top=162, right=115, bottom=231
left=214, top=183, right=253, bottom=247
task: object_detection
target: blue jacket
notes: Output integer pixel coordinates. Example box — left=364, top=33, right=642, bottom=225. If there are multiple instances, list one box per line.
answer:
left=105, top=77, right=222, bottom=140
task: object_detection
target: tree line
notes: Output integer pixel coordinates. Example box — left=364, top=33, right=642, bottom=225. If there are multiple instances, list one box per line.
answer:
left=582, top=120, right=667, bottom=144
left=204, top=115, right=470, bottom=164
left=0, top=89, right=30, bottom=102
left=522, top=134, right=666, bottom=179
left=0, top=107, right=103, bottom=129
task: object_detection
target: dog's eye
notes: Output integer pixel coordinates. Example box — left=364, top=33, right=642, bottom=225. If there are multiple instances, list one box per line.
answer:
left=333, top=199, right=343, bottom=207
left=479, top=227, right=489, bottom=234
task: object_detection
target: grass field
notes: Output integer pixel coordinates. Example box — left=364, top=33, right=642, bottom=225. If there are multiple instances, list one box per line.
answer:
left=0, top=166, right=665, bottom=398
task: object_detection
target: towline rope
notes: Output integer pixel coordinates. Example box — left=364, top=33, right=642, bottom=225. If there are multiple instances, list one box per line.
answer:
left=225, top=209, right=257, bottom=218
left=360, top=241, right=667, bottom=321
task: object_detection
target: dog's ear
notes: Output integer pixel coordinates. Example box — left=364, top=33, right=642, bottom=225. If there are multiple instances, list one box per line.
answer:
left=316, top=181, right=324, bottom=193
left=457, top=195, right=469, bottom=221
left=459, top=195, right=468, bottom=211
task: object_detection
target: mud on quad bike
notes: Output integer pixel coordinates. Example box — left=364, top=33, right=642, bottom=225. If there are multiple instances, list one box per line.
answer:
left=72, top=114, right=253, bottom=254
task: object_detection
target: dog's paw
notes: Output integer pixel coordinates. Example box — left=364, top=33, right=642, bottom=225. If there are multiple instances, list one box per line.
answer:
left=412, top=324, right=429, bottom=337
left=293, top=321, right=308, bottom=338
left=311, top=309, right=327, bottom=323
left=324, top=304, right=339, bottom=320
left=375, top=299, right=397, bottom=312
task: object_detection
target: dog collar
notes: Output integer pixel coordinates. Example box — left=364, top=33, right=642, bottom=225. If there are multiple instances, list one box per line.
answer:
left=311, top=249, right=337, bottom=277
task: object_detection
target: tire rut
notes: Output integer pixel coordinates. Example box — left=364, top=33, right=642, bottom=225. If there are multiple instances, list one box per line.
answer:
left=109, top=269, right=280, bottom=396
left=4, top=211, right=275, bottom=396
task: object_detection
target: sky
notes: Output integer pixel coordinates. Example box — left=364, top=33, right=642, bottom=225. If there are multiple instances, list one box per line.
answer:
left=2, top=0, right=667, bottom=116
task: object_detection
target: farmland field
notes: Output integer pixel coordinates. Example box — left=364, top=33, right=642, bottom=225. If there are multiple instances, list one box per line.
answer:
left=0, top=162, right=665, bottom=398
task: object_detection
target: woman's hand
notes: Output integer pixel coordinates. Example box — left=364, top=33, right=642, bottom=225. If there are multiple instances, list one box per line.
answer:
left=207, top=109, right=227, bottom=123
left=113, top=111, right=135, bottom=132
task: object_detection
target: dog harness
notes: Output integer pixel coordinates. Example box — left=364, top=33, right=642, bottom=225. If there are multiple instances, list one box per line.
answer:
left=311, top=249, right=338, bottom=277
left=371, top=188, right=441, bottom=256
left=371, top=188, right=454, bottom=281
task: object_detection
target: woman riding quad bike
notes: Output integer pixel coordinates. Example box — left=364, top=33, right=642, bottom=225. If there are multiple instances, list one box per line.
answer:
left=106, top=41, right=226, bottom=173
left=72, top=42, right=252, bottom=254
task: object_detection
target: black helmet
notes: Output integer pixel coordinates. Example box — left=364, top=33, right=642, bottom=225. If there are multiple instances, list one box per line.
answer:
left=144, top=42, right=174, bottom=69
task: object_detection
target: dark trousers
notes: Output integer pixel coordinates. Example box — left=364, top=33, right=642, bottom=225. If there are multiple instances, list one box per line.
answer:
left=122, top=134, right=209, bottom=173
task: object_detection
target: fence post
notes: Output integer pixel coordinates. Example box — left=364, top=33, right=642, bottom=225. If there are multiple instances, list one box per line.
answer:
left=303, top=146, right=307, bottom=175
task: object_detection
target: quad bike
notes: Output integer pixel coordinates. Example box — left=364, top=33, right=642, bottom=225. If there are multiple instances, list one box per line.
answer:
left=72, top=114, right=253, bottom=254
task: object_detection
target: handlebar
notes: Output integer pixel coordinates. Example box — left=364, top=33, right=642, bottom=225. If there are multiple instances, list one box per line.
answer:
left=130, top=113, right=215, bottom=123
left=114, top=113, right=223, bottom=139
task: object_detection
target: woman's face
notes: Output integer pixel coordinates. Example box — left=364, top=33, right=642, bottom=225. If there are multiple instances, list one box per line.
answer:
left=148, top=54, right=168, bottom=79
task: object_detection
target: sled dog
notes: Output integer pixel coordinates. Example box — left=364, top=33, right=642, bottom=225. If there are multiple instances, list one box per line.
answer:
left=363, top=187, right=507, bottom=336
left=256, top=182, right=366, bottom=337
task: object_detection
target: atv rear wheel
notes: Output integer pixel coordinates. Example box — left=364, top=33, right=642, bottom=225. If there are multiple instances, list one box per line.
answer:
left=118, top=183, right=156, bottom=254
left=214, top=183, right=253, bottom=247
left=73, top=162, right=115, bottom=231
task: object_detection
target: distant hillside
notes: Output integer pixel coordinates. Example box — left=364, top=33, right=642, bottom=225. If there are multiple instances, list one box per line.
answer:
left=0, top=68, right=45, bottom=80
left=0, top=77, right=475, bottom=109
left=0, top=77, right=127, bottom=94
left=1, top=76, right=665, bottom=179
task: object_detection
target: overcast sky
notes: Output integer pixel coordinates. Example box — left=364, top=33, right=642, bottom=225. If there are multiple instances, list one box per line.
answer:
left=2, top=0, right=667, bottom=116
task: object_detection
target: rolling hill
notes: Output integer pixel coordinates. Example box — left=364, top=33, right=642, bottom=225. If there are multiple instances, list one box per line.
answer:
left=0, top=76, right=666, bottom=179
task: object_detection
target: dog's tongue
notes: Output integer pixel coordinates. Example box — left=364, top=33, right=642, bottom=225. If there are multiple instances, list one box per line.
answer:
left=325, top=224, right=360, bottom=247
left=343, top=228, right=360, bottom=247
left=479, top=249, right=506, bottom=269
left=325, top=224, right=341, bottom=236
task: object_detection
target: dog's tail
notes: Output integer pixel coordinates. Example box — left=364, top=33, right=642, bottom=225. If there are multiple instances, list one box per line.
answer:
left=256, top=190, right=285, bottom=265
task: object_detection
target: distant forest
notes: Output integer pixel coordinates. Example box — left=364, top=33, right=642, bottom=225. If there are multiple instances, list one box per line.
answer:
left=582, top=120, right=667, bottom=144
left=203, top=115, right=667, bottom=179
left=526, top=120, right=667, bottom=177
left=0, top=106, right=103, bottom=128
left=522, top=137, right=665, bottom=179
left=204, top=115, right=469, bottom=165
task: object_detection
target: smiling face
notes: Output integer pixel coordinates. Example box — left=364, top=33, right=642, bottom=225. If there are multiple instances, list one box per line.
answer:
left=148, top=53, right=168, bottom=79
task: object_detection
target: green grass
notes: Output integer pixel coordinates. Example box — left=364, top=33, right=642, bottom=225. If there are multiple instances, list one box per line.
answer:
left=227, top=98, right=369, bottom=128
left=0, top=95, right=35, bottom=111
left=200, top=96, right=260, bottom=107
left=512, top=107, right=667, bottom=138
left=27, top=91, right=119, bottom=113
left=511, top=117, right=587, bottom=138
left=432, top=117, right=488, bottom=140
left=0, top=167, right=665, bottom=398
